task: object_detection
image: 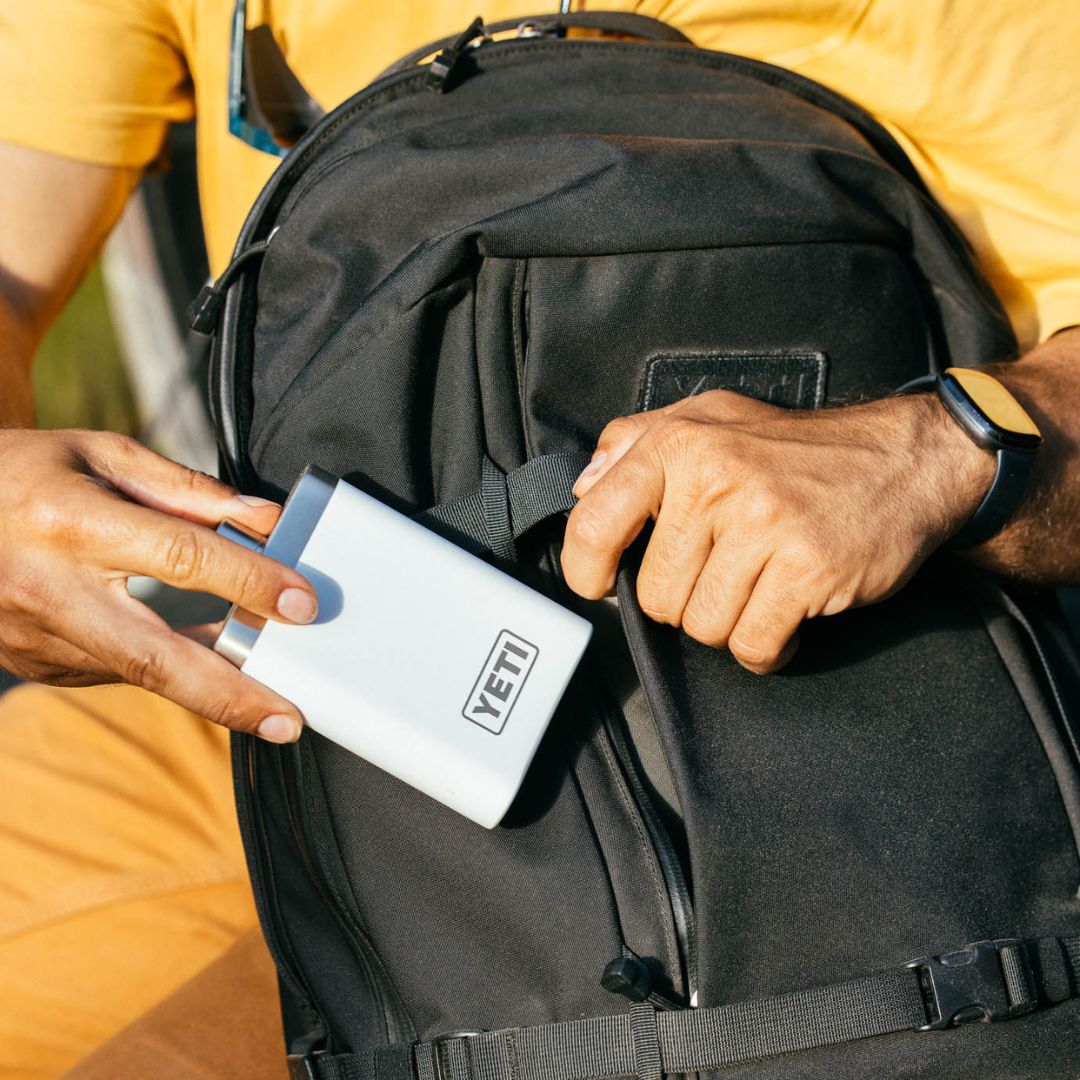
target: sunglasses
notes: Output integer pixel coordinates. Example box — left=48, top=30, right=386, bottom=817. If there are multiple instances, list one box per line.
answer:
left=228, top=0, right=325, bottom=157
left=228, top=2, right=584, bottom=156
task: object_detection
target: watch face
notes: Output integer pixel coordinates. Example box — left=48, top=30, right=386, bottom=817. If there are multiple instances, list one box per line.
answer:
left=942, top=368, right=1042, bottom=450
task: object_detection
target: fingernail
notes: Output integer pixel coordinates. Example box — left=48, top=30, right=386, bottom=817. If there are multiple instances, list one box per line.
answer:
left=278, top=587, right=318, bottom=623
left=257, top=714, right=301, bottom=743
left=236, top=494, right=279, bottom=508
left=576, top=452, right=608, bottom=486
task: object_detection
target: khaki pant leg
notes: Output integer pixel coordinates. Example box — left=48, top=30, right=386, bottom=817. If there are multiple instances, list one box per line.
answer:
left=0, top=683, right=260, bottom=1079
left=59, top=928, right=286, bottom=1080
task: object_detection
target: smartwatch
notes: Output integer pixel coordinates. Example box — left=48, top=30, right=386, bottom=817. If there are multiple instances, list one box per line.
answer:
left=896, top=367, right=1042, bottom=549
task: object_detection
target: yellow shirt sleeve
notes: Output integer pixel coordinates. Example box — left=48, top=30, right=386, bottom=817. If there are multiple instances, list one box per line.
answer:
left=0, top=0, right=194, bottom=168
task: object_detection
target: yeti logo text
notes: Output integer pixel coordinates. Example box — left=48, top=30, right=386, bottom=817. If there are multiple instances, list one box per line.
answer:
left=463, top=631, right=539, bottom=734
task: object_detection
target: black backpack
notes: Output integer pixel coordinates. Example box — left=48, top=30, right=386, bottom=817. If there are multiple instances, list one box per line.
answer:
left=198, top=12, right=1080, bottom=1078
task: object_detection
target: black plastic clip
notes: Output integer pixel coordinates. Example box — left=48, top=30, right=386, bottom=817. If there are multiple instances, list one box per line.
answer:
left=187, top=283, right=227, bottom=336
left=601, top=953, right=685, bottom=1012
left=187, top=229, right=277, bottom=335
left=906, top=939, right=1036, bottom=1030
left=430, top=1030, right=485, bottom=1080
left=602, top=954, right=653, bottom=1003
left=426, top=16, right=487, bottom=93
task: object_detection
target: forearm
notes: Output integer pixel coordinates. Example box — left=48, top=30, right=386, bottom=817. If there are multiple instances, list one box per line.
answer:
left=0, top=142, right=139, bottom=429
left=967, top=327, right=1080, bottom=584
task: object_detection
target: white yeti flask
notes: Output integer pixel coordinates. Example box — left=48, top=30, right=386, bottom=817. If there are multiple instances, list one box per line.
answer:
left=215, top=467, right=592, bottom=828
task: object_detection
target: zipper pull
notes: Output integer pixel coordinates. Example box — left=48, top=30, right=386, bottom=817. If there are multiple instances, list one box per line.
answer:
left=601, top=953, right=685, bottom=1012
left=187, top=227, right=278, bottom=335
left=426, top=16, right=488, bottom=93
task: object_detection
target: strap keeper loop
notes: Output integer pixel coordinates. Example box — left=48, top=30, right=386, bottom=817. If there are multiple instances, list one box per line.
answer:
left=429, top=1030, right=485, bottom=1080
left=629, top=1003, right=662, bottom=1080
left=480, top=456, right=516, bottom=565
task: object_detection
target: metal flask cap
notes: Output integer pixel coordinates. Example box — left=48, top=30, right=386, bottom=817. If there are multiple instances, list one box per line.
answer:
left=214, top=467, right=338, bottom=667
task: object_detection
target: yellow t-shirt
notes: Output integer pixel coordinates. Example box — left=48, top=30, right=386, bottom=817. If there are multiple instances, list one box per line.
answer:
left=1, top=0, right=1078, bottom=349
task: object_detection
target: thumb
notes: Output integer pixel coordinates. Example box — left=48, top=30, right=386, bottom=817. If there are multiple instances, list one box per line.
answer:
left=574, top=411, right=659, bottom=498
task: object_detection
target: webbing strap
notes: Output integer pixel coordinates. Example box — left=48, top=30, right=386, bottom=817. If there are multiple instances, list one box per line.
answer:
left=308, top=936, right=1080, bottom=1080
left=414, top=452, right=590, bottom=561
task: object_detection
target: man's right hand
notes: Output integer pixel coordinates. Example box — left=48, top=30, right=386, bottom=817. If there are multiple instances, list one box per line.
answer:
left=0, top=428, right=318, bottom=743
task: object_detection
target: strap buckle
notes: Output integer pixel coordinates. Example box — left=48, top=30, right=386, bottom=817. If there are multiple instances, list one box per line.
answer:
left=906, top=939, right=1036, bottom=1030
left=286, top=1051, right=325, bottom=1080
left=430, top=1030, right=486, bottom=1080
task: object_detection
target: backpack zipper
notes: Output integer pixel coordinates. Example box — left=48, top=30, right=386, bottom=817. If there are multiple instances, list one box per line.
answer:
left=978, top=582, right=1080, bottom=862
left=600, top=700, right=698, bottom=1005
left=236, top=738, right=328, bottom=1038
left=543, top=590, right=697, bottom=1007
left=239, top=734, right=412, bottom=1050
left=281, top=744, right=415, bottom=1044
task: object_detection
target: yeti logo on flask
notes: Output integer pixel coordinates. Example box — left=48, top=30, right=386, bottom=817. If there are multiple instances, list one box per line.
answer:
left=463, top=631, right=539, bottom=734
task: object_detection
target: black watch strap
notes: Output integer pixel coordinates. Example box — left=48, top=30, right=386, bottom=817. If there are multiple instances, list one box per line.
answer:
left=951, top=444, right=1036, bottom=548
left=895, top=372, right=1037, bottom=550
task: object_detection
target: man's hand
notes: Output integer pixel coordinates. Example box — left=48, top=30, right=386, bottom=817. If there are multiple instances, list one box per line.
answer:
left=0, top=429, right=318, bottom=742
left=562, top=389, right=995, bottom=674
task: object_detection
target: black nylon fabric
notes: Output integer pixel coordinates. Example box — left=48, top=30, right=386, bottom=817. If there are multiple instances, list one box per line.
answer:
left=617, top=562, right=1080, bottom=1003
left=210, top=26, right=1080, bottom=1077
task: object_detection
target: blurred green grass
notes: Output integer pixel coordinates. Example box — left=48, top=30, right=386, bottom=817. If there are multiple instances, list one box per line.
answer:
left=32, top=262, right=139, bottom=434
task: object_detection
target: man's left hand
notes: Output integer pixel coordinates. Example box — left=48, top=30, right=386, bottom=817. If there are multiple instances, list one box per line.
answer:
left=561, top=389, right=995, bottom=674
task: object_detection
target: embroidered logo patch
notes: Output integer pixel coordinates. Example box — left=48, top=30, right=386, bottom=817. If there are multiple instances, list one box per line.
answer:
left=640, top=351, right=829, bottom=411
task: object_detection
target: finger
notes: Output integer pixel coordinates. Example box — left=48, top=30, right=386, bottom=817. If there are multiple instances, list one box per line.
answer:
left=89, top=496, right=317, bottom=625
left=71, top=589, right=305, bottom=742
left=576, top=393, right=729, bottom=498
left=635, top=501, right=714, bottom=626
left=727, top=558, right=808, bottom=674
left=680, top=537, right=769, bottom=648
left=77, top=432, right=283, bottom=535
left=563, top=445, right=665, bottom=599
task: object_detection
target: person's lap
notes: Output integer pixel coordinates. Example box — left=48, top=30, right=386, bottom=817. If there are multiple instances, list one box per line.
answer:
left=0, top=681, right=272, bottom=1078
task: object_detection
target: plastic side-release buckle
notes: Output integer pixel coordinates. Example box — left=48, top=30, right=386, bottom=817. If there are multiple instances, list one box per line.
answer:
left=430, top=1030, right=486, bottom=1080
left=906, top=939, right=1037, bottom=1030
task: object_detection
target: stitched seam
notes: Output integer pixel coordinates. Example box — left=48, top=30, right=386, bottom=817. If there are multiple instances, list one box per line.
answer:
left=507, top=1029, right=519, bottom=1080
